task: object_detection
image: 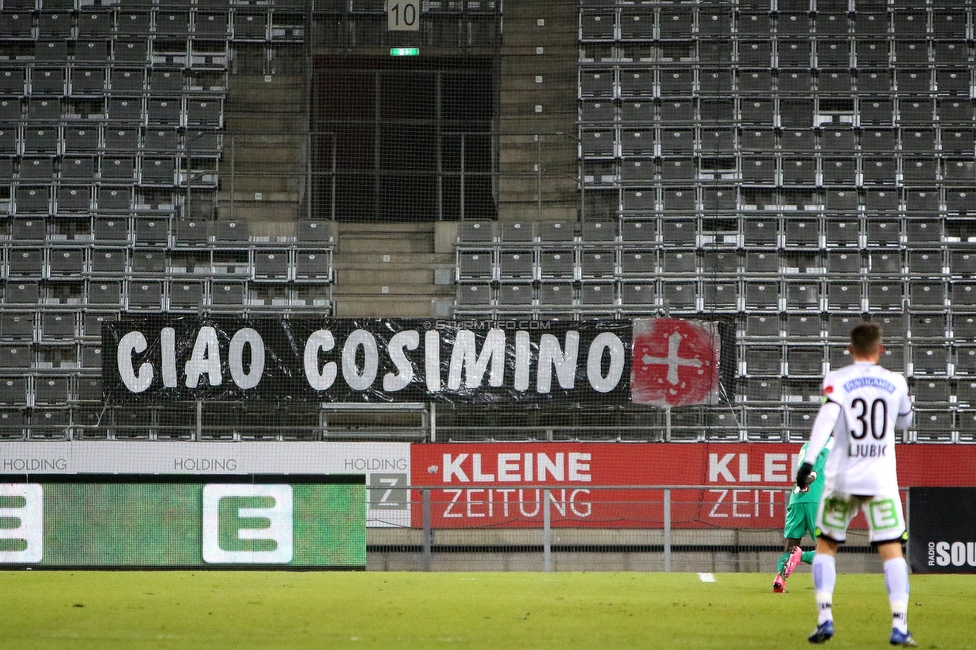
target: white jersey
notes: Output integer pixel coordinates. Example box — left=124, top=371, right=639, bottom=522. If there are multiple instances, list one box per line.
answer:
left=803, top=361, right=913, bottom=496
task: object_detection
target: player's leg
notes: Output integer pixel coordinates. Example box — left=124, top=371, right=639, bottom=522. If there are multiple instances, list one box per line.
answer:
left=799, top=501, right=819, bottom=565
left=777, top=500, right=808, bottom=590
left=807, top=493, right=857, bottom=644
left=774, top=536, right=802, bottom=592
left=808, top=536, right=839, bottom=643
left=864, top=495, right=916, bottom=647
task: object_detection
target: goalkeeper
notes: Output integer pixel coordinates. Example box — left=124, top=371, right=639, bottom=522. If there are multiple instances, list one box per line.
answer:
left=772, top=436, right=834, bottom=593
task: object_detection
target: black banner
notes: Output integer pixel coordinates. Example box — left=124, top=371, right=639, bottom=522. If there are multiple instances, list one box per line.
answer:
left=909, top=487, right=976, bottom=574
left=102, top=317, right=733, bottom=405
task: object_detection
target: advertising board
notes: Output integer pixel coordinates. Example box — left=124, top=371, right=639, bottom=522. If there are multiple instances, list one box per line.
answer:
left=0, top=476, right=364, bottom=568
left=908, top=487, right=976, bottom=574
left=411, top=443, right=976, bottom=529
left=0, top=441, right=409, bottom=528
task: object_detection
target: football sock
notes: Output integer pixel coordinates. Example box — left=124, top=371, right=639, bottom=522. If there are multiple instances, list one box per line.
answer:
left=776, top=550, right=791, bottom=574
left=802, top=550, right=816, bottom=564
left=813, top=554, right=836, bottom=625
left=884, top=557, right=910, bottom=634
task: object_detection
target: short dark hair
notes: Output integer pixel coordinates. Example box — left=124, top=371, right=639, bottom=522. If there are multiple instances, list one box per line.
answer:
left=850, top=322, right=882, bottom=357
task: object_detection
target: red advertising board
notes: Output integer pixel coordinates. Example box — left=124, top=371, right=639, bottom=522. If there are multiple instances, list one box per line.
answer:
left=410, top=443, right=976, bottom=529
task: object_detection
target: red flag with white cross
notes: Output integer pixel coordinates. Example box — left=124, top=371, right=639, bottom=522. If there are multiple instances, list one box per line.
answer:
left=630, top=318, right=721, bottom=407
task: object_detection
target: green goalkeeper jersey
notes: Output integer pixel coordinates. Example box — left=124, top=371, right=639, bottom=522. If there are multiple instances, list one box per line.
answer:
left=789, top=437, right=833, bottom=505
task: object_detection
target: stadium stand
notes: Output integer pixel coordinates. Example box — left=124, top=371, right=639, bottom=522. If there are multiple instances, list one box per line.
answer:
left=1, top=0, right=975, bottom=445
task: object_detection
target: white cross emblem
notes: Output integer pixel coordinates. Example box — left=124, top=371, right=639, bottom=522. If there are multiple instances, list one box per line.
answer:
left=641, top=331, right=703, bottom=385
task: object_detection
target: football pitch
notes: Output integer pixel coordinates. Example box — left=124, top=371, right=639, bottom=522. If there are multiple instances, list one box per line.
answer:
left=2, top=571, right=974, bottom=649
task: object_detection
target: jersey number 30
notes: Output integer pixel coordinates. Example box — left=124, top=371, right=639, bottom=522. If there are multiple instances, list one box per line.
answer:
left=851, top=398, right=887, bottom=440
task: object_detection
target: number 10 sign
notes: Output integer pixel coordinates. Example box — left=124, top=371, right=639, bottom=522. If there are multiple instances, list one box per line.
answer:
left=388, top=1, right=419, bottom=31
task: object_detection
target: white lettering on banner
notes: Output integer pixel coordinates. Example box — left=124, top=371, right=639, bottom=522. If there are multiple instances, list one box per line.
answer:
left=568, top=453, right=591, bottom=482
left=448, top=329, right=506, bottom=390
left=931, top=541, right=976, bottom=567
left=228, top=328, right=264, bottom=390
left=708, top=489, right=780, bottom=519
left=185, top=327, right=222, bottom=388
left=538, top=453, right=563, bottom=481
left=709, top=453, right=802, bottom=484
left=738, top=454, right=761, bottom=482
left=436, top=488, right=593, bottom=521
left=709, top=489, right=728, bottom=517
left=443, top=489, right=463, bottom=518
left=764, top=453, right=788, bottom=482
left=497, top=453, right=520, bottom=481
left=342, top=330, right=379, bottom=391
left=472, top=455, right=494, bottom=482
left=709, top=453, right=735, bottom=482
left=439, top=453, right=593, bottom=484
left=537, top=332, right=579, bottom=393
left=425, top=330, right=441, bottom=392
left=443, top=454, right=469, bottom=482
left=113, top=325, right=630, bottom=396
left=586, top=332, right=625, bottom=393
left=304, top=330, right=337, bottom=390
left=384, top=330, right=419, bottom=392
left=514, top=331, right=531, bottom=391
left=161, top=327, right=178, bottom=388
left=118, top=330, right=152, bottom=393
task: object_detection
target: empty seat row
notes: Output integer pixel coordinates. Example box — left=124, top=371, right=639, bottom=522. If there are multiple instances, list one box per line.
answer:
left=611, top=189, right=976, bottom=216
left=740, top=376, right=976, bottom=403
left=460, top=248, right=976, bottom=279
left=0, top=134, right=222, bottom=159
left=0, top=12, right=303, bottom=41
left=0, top=374, right=102, bottom=406
left=0, top=97, right=224, bottom=127
left=458, top=218, right=976, bottom=247
left=740, top=343, right=976, bottom=377
left=581, top=9, right=974, bottom=41
left=0, top=41, right=230, bottom=68
left=456, top=279, right=976, bottom=312
left=0, top=246, right=333, bottom=280
left=0, top=278, right=331, bottom=309
left=583, top=68, right=975, bottom=99
left=583, top=129, right=976, bottom=156
left=0, top=217, right=336, bottom=245
left=580, top=96, right=973, bottom=128
left=740, top=312, right=976, bottom=340
left=0, top=67, right=226, bottom=96
left=584, top=157, right=969, bottom=186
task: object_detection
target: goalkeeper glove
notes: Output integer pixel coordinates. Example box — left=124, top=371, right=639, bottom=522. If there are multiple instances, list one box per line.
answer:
left=796, top=462, right=814, bottom=490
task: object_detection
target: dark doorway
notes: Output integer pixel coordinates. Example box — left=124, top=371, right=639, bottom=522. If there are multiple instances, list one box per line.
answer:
left=312, top=56, right=496, bottom=222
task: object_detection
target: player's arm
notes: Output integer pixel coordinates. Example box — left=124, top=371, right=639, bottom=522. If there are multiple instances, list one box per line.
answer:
left=896, top=385, right=914, bottom=429
left=796, top=401, right=841, bottom=488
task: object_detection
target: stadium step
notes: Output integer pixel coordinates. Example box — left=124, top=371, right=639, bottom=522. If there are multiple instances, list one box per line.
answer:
left=331, top=223, right=456, bottom=319
left=221, top=72, right=306, bottom=228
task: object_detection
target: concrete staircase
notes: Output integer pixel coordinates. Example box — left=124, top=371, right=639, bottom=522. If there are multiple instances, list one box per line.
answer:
left=331, top=222, right=457, bottom=318
left=498, top=0, right=580, bottom=222
left=218, top=74, right=306, bottom=227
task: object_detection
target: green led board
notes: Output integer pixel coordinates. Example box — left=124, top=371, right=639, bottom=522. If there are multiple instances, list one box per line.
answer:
left=0, top=476, right=365, bottom=568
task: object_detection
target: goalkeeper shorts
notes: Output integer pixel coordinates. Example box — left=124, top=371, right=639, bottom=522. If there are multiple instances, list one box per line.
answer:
left=815, top=490, right=907, bottom=545
left=783, top=500, right=819, bottom=541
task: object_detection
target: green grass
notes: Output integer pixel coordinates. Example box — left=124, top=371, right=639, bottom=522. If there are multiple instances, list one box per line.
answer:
left=1, top=571, right=974, bottom=650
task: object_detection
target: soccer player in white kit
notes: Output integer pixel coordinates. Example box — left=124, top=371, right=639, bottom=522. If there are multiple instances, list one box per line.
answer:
left=795, top=323, right=917, bottom=647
